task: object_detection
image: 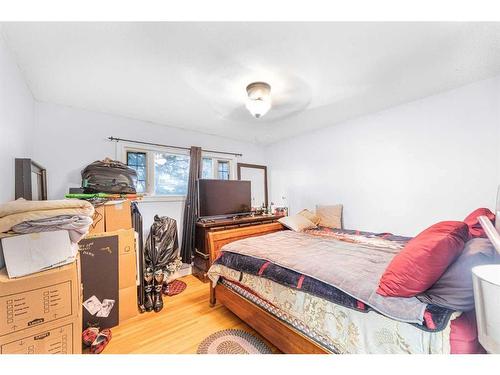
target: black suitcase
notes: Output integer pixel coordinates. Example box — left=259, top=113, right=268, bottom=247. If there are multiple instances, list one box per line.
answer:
left=82, top=158, right=137, bottom=194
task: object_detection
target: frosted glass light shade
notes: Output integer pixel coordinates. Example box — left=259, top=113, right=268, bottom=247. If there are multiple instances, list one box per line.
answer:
left=245, top=98, right=271, bottom=118
left=245, top=82, right=271, bottom=118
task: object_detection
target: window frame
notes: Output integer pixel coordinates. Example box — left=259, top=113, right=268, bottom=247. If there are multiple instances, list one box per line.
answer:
left=118, top=142, right=190, bottom=202
left=117, top=143, right=237, bottom=202
left=126, top=150, right=147, bottom=194
left=201, top=151, right=237, bottom=181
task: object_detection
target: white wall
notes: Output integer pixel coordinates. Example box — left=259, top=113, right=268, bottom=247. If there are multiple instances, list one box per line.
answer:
left=0, top=32, right=34, bottom=202
left=33, top=102, right=267, bottom=236
left=267, top=76, right=500, bottom=237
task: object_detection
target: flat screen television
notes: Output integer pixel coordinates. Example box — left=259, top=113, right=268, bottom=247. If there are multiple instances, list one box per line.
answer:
left=198, top=179, right=251, bottom=218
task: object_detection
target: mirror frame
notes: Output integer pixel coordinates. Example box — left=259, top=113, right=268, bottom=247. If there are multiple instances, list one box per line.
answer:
left=237, top=163, right=268, bottom=208
left=15, top=158, right=48, bottom=200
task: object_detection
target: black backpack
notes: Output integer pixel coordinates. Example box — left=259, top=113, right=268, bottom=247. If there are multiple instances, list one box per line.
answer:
left=82, top=158, right=137, bottom=194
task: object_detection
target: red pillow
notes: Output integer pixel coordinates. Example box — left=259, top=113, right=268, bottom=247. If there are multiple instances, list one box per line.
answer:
left=463, top=208, right=495, bottom=238
left=377, top=221, right=469, bottom=297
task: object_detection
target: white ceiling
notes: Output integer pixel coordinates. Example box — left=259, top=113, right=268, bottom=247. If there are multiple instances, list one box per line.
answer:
left=2, top=22, right=500, bottom=145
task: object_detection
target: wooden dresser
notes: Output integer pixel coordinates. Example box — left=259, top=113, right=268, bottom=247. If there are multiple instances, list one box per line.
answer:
left=193, top=214, right=283, bottom=282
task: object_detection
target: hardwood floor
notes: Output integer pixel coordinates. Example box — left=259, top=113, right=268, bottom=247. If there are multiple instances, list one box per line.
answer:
left=104, top=275, right=280, bottom=354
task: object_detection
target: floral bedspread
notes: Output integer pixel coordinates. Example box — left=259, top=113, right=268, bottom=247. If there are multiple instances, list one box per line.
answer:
left=209, top=264, right=460, bottom=354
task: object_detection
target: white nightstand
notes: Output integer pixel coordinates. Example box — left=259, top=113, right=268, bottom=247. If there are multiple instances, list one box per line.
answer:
left=472, top=264, right=500, bottom=354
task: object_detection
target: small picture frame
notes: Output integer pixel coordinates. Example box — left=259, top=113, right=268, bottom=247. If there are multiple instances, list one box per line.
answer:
left=274, top=206, right=288, bottom=217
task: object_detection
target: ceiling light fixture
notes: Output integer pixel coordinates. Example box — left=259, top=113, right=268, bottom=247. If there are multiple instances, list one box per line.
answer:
left=245, top=82, right=271, bottom=118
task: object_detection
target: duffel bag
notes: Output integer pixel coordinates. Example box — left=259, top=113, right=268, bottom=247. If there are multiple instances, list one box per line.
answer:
left=82, top=157, right=137, bottom=194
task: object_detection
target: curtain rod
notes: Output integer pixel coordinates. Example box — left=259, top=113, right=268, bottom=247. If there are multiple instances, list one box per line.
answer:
left=108, top=137, right=243, bottom=157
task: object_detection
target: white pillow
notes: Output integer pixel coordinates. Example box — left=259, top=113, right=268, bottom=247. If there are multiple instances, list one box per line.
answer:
left=278, top=214, right=317, bottom=232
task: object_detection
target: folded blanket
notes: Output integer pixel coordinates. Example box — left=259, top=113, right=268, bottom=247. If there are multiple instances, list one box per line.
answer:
left=0, top=199, right=94, bottom=234
left=305, top=227, right=411, bottom=249
left=12, top=215, right=93, bottom=243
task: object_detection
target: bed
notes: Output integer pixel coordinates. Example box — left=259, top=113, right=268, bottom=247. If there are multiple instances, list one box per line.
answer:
left=207, top=222, right=484, bottom=354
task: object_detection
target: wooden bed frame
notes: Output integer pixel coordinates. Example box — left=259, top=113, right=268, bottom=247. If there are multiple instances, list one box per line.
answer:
left=207, top=222, right=331, bottom=354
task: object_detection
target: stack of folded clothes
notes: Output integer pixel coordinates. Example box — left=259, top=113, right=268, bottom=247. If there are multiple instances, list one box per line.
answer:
left=0, top=198, right=94, bottom=277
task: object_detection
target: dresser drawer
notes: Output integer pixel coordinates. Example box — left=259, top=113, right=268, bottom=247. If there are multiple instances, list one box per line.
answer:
left=193, top=252, right=210, bottom=272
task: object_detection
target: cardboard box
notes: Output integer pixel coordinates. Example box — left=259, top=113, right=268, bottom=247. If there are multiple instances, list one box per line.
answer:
left=87, top=201, right=132, bottom=235
left=0, top=315, right=81, bottom=354
left=0, top=231, right=75, bottom=278
left=88, top=205, right=105, bottom=235
left=119, top=261, right=136, bottom=292
left=119, top=286, right=138, bottom=323
left=104, top=200, right=132, bottom=232
left=117, top=229, right=137, bottom=289
left=0, top=258, right=81, bottom=337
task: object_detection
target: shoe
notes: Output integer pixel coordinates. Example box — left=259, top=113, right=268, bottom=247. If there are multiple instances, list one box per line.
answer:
left=82, top=327, right=100, bottom=347
left=153, top=269, right=164, bottom=313
left=90, top=329, right=112, bottom=354
left=144, top=268, right=154, bottom=312
left=161, top=280, right=169, bottom=295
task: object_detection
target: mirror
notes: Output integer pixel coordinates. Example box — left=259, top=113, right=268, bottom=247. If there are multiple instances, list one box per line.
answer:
left=237, top=163, right=268, bottom=209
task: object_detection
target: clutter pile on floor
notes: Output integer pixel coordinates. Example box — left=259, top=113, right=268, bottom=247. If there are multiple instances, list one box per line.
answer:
left=74, top=158, right=141, bottom=343
left=0, top=198, right=94, bottom=354
left=0, top=158, right=184, bottom=354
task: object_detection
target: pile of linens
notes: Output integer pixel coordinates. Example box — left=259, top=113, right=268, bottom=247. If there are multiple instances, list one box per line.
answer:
left=0, top=198, right=94, bottom=276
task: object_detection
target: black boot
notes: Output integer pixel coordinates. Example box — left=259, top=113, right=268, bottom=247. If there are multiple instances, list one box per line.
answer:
left=153, top=269, right=164, bottom=313
left=144, top=268, right=154, bottom=312
left=162, top=279, right=169, bottom=296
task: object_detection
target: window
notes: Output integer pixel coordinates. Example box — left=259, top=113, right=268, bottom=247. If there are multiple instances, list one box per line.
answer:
left=201, top=156, right=234, bottom=180
left=125, top=146, right=190, bottom=197
left=126, top=151, right=147, bottom=193
left=123, top=145, right=236, bottom=197
left=201, top=158, right=213, bottom=179
left=154, top=152, right=190, bottom=195
left=217, top=161, right=230, bottom=180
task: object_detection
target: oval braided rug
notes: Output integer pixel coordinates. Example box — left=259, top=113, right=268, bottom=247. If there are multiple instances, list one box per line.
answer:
left=197, top=329, right=273, bottom=354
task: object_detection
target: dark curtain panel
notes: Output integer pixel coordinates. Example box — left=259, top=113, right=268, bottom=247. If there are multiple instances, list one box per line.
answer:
left=180, top=146, right=202, bottom=263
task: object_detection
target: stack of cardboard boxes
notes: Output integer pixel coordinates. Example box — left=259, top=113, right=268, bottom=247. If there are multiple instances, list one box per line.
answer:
left=0, top=257, right=82, bottom=354
left=79, top=200, right=138, bottom=330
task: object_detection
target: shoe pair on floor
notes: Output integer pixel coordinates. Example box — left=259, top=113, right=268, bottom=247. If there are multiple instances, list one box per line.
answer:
left=82, top=327, right=112, bottom=354
left=144, top=268, right=164, bottom=313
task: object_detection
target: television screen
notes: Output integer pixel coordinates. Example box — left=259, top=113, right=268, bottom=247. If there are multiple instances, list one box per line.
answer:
left=198, top=179, right=251, bottom=218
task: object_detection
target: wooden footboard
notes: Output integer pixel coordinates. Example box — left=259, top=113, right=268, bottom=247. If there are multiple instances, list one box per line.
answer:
left=207, top=222, right=284, bottom=264
left=208, top=222, right=284, bottom=307
left=206, top=222, right=330, bottom=354
left=214, top=283, right=330, bottom=354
